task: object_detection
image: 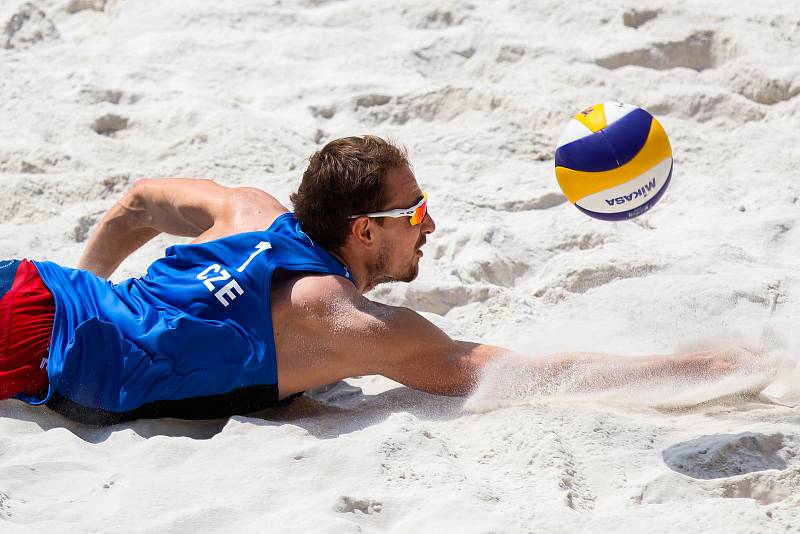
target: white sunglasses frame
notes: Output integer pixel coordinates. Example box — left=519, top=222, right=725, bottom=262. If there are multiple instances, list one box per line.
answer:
left=349, top=192, right=428, bottom=223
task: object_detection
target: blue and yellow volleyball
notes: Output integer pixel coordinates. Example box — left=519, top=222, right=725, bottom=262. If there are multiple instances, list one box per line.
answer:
left=554, top=102, right=673, bottom=221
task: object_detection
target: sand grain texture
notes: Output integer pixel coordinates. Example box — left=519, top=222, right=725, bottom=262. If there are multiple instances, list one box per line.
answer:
left=1, top=0, right=799, bottom=532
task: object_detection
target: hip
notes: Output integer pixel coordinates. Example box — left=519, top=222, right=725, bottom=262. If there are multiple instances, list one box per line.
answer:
left=0, top=259, right=55, bottom=401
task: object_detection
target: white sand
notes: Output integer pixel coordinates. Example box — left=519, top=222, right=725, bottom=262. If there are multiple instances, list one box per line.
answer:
left=2, top=0, right=800, bottom=532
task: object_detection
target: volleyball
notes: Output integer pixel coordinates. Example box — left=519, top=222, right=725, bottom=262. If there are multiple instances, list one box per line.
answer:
left=554, top=102, right=673, bottom=221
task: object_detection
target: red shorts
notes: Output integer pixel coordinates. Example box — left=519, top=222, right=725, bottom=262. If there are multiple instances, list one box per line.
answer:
left=0, top=259, right=53, bottom=400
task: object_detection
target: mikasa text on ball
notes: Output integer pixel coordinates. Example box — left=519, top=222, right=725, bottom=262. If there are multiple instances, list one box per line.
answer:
left=554, top=102, right=673, bottom=221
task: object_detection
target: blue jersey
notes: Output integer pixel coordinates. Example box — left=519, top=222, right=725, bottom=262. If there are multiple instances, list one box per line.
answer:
left=29, top=213, right=354, bottom=424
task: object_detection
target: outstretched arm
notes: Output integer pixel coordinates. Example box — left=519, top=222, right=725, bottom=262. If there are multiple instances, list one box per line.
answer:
left=305, top=279, right=758, bottom=398
left=355, top=306, right=752, bottom=397
left=78, top=177, right=287, bottom=278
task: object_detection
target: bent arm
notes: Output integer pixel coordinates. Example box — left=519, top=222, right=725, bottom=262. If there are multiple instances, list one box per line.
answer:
left=78, top=177, right=287, bottom=278
left=77, top=191, right=161, bottom=279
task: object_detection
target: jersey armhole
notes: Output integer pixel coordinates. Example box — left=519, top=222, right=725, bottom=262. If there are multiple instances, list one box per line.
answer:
left=264, top=212, right=294, bottom=233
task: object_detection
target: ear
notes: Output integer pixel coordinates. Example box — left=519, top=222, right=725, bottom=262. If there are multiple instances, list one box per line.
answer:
left=349, top=217, right=376, bottom=248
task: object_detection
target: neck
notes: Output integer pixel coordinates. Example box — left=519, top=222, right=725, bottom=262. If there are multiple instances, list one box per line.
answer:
left=329, top=247, right=370, bottom=294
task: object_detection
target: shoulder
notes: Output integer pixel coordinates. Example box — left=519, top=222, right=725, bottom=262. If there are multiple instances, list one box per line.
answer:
left=228, top=186, right=286, bottom=210
left=273, top=271, right=385, bottom=329
left=279, top=271, right=359, bottom=311
left=225, top=186, right=289, bottom=232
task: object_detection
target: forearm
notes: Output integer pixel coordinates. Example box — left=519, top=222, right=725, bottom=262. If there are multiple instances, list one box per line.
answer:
left=77, top=192, right=160, bottom=278
left=547, top=350, right=751, bottom=391
left=396, top=345, right=697, bottom=397
left=381, top=340, right=712, bottom=398
left=476, top=349, right=755, bottom=397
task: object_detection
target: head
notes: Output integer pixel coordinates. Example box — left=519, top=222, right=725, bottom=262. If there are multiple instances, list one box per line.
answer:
left=290, top=135, right=436, bottom=292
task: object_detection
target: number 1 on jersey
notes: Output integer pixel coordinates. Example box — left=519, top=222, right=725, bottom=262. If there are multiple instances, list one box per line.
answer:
left=237, top=241, right=272, bottom=272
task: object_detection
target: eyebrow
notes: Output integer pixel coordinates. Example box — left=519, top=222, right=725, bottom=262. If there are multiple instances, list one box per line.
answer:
left=391, top=186, right=423, bottom=208
left=409, top=185, right=424, bottom=201
left=401, top=193, right=424, bottom=209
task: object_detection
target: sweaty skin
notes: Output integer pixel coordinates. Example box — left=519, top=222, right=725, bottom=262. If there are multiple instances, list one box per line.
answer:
left=77, top=171, right=761, bottom=401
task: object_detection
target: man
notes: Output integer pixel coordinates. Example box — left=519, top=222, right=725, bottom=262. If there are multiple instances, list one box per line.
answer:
left=0, top=136, right=756, bottom=424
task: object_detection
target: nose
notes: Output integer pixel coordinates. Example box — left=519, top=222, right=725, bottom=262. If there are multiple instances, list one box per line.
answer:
left=422, top=211, right=436, bottom=234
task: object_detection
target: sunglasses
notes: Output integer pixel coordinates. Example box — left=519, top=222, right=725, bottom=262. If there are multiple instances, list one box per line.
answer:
left=349, top=192, right=428, bottom=226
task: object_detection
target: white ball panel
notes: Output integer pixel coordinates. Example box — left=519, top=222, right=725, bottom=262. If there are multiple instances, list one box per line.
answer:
left=602, top=102, right=638, bottom=126
left=555, top=119, right=593, bottom=148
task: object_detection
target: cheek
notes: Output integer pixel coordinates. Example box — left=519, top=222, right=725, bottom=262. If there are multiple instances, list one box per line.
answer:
left=391, top=232, right=417, bottom=260
left=407, top=228, right=422, bottom=247
left=385, top=223, right=421, bottom=258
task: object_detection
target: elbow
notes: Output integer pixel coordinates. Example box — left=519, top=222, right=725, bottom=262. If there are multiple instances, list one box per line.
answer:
left=130, top=177, right=165, bottom=195
left=128, top=178, right=156, bottom=209
left=119, top=178, right=158, bottom=229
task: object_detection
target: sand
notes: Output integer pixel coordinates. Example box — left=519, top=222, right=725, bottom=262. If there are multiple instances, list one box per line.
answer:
left=1, top=0, right=799, bottom=532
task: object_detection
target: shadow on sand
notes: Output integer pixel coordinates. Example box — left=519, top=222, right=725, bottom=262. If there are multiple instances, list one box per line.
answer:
left=0, top=386, right=465, bottom=443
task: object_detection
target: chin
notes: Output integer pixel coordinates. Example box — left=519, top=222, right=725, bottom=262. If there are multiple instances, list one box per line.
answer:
left=401, top=263, right=420, bottom=283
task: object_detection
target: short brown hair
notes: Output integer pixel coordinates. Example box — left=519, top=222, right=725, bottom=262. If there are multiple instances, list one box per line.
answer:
left=290, top=135, right=410, bottom=251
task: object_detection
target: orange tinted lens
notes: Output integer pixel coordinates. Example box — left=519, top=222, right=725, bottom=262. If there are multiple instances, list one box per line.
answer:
left=409, top=197, right=427, bottom=225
